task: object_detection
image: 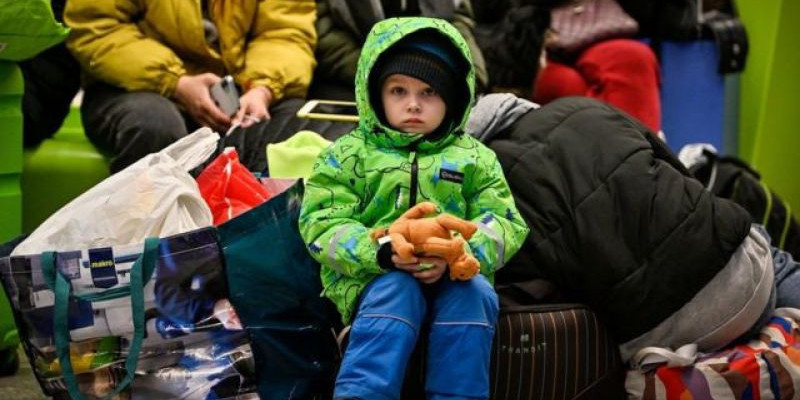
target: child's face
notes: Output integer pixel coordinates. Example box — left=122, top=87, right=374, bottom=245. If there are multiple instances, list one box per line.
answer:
left=381, top=74, right=446, bottom=135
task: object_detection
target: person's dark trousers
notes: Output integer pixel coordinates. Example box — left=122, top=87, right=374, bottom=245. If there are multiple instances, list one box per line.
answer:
left=81, top=82, right=354, bottom=173
left=18, top=0, right=81, bottom=147
left=81, top=82, right=192, bottom=173
left=307, top=80, right=356, bottom=102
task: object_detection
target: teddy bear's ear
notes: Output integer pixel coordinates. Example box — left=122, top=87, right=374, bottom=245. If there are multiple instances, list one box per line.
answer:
left=370, top=227, right=389, bottom=241
left=449, top=251, right=480, bottom=281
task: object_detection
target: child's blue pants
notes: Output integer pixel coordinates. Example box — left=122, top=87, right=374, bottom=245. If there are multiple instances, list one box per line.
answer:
left=333, top=270, right=499, bottom=400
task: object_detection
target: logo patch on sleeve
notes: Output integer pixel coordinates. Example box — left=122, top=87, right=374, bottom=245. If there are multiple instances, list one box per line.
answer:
left=439, top=168, right=464, bottom=184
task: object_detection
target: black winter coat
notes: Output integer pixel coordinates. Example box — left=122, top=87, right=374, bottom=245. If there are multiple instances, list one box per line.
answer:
left=489, top=97, right=751, bottom=342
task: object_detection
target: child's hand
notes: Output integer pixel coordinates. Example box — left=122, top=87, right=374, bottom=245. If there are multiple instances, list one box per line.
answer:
left=392, top=254, right=447, bottom=284
left=392, top=253, right=419, bottom=272
left=413, top=257, right=447, bottom=284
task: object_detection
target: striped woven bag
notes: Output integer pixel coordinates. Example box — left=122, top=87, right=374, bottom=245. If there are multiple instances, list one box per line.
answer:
left=627, top=308, right=800, bottom=400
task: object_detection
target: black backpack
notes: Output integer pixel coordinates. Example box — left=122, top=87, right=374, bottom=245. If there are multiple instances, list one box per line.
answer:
left=689, top=151, right=800, bottom=259
left=617, top=0, right=748, bottom=73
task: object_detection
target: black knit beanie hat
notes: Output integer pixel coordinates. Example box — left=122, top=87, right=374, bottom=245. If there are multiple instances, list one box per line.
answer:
left=370, top=29, right=468, bottom=131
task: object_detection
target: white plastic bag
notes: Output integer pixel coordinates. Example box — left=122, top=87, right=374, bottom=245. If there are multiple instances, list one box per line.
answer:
left=13, top=128, right=219, bottom=255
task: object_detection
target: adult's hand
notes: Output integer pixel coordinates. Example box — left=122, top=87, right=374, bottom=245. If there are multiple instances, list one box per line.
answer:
left=232, top=86, right=273, bottom=128
left=174, top=73, right=231, bottom=133
left=213, top=298, right=243, bottom=330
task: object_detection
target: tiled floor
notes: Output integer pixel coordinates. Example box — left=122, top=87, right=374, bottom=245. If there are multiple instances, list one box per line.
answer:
left=0, top=349, right=48, bottom=400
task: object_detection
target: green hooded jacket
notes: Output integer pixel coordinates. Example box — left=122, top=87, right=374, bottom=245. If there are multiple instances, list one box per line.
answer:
left=299, top=17, right=529, bottom=323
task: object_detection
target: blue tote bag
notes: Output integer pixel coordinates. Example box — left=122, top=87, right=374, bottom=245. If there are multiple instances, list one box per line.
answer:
left=0, top=228, right=258, bottom=400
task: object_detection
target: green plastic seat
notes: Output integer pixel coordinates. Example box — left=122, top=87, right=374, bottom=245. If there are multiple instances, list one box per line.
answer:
left=0, top=63, right=109, bottom=377
left=22, top=106, right=110, bottom=233
left=0, top=63, right=23, bottom=243
left=0, top=61, right=22, bottom=375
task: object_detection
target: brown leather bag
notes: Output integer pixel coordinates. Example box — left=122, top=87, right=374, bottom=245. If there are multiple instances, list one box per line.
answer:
left=547, top=0, right=639, bottom=58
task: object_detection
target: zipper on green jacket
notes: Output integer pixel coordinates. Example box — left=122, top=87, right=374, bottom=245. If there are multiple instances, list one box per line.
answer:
left=409, top=150, right=418, bottom=206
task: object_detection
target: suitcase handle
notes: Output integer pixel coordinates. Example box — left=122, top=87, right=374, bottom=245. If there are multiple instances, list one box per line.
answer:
left=41, top=237, right=159, bottom=400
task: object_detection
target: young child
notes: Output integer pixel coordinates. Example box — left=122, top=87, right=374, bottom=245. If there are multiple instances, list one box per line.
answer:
left=299, top=17, right=529, bottom=400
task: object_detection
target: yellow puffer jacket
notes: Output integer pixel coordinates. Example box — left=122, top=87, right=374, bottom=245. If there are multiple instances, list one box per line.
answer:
left=64, top=0, right=316, bottom=101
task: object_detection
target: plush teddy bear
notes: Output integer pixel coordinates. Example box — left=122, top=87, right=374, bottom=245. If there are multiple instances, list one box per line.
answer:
left=373, top=202, right=481, bottom=280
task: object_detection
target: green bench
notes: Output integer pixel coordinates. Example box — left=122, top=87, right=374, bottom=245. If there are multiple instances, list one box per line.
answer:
left=0, top=61, right=108, bottom=376
left=0, top=62, right=22, bottom=376
left=22, top=103, right=109, bottom=233
left=0, top=63, right=23, bottom=244
left=1, top=63, right=109, bottom=238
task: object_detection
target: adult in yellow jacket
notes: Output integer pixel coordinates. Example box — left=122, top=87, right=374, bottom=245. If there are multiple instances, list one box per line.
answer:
left=64, top=0, right=317, bottom=172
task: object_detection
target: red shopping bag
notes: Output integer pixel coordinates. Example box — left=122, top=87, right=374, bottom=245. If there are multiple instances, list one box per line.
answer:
left=197, top=148, right=271, bottom=225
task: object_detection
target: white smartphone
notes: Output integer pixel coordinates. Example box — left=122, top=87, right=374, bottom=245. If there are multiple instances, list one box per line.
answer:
left=296, top=100, right=359, bottom=122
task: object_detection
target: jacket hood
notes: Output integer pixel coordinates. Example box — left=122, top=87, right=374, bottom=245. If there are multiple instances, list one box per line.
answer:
left=355, top=17, right=476, bottom=152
